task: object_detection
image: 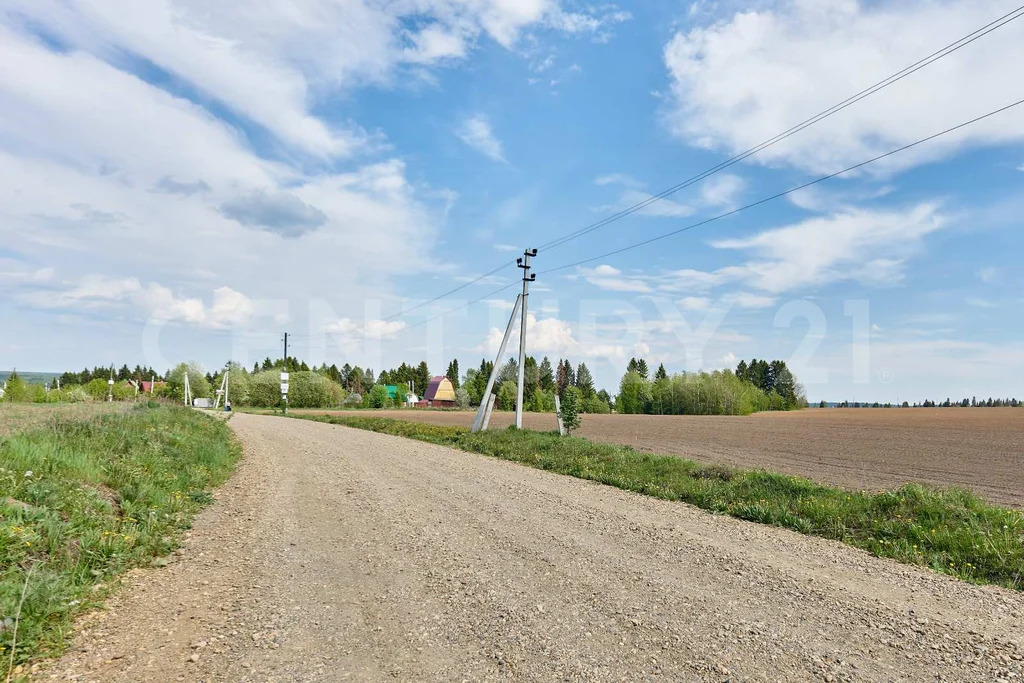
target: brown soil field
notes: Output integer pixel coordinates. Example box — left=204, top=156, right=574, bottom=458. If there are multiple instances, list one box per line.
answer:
left=307, top=408, right=1024, bottom=508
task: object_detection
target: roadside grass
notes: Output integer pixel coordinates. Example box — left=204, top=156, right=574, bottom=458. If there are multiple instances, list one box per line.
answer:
left=0, top=403, right=130, bottom=438
left=0, top=404, right=240, bottom=678
left=298, top=414, right=1024, bottom=591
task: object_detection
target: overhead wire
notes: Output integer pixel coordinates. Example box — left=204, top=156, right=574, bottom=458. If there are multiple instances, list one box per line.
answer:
left=536, top=2, right=1024, bottom=252
left=273, top=4, right=1024, bottom=340
left=537, top=97, right=1024, bottom=275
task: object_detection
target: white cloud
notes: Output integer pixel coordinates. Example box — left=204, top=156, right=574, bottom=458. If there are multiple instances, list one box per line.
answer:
left=325, top=318, right=407, bottom=339
left=677, top=296, right=711, bottom=312
left=663, top=0, right=1024, bottom=173
left=403, top=25, right=467, bottom=64
left=710, top=203, right=945, bottom=293
left=965, top=297, right=998, bottom=309
left=580, top=265, right=652, bottom=293
left=0, top=263, right=54, bottom=284
left=578, top=202, right=946, bottom=300
left=6, top=0, right=626, bottom=159
left=617, top=190, right=695, bottom=218
left=594, top=173, right=642, bottom=188
left=700, top=174, right=745, bottom=208
left=594, top=172, right=746, bottom=219
left=976, top=266, right=999, bottom=284
left=456, top=115, right=506, bottom=162
left=27, top=274, right=256, bottom=329
left=727, top=293, right=776, bottom=309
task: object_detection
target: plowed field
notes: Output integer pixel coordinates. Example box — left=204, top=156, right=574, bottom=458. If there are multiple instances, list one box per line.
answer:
left=312, top=408, right=1024, bottom=507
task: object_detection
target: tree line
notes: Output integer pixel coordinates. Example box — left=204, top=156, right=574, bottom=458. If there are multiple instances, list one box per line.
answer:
left=615, top=357, right=807, bottom=415
left=821, top=397, right=1022, bottom=408
left=459, top=356, right=612, bottom=414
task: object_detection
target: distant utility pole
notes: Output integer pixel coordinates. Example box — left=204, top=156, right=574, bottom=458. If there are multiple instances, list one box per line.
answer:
left=515, top=248, right=537, bottom=429
left=281, top=332, right=289, bottom=414
left=107, top=364, right=114, bottom=403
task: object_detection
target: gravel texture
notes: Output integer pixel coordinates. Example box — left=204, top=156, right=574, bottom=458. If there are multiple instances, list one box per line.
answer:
left=44, top=412, right=1024, bottom=681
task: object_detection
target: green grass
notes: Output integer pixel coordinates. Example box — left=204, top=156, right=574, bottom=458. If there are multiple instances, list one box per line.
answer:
left=297, top=414, right=1024, bottom=591
left=0, top=403, right=130, bottom=438
left=0, top=403, right=240, bottom=678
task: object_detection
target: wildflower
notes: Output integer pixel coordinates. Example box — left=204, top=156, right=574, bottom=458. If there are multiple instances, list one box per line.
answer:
left=24, top=470, right=33, bottom=478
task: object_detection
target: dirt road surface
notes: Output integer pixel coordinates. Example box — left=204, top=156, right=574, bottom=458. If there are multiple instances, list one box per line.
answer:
left=47, top=413, right=1024, bottom=681
left=331, top=408, right=1024, bottom=508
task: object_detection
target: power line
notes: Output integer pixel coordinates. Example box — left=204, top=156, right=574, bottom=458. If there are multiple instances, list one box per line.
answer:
left=372, top=3, right=1023, bottom=323
left=537, top=3, right=1024, bottom=252
left=379, top=261, right=515, bottom=322
left=536, top=97, right=1024, bottom=275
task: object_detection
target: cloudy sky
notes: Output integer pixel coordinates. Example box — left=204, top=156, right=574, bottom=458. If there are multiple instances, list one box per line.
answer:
left=1, top=0, right=1022, bottom=402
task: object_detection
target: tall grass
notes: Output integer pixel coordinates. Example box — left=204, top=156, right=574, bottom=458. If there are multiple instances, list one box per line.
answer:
left=301, top=414, right=1024, bottom=591
left=0, top=404, right=240, bottom=677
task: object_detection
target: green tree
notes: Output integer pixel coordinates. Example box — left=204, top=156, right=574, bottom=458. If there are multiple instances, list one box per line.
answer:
left=561, top=386, right=582, bottom=432
left=166, top=362, right=211, bottom=402
left=2, top=369, right=29, bottom=402
left=538, top=357, right=554, bottom=391
left=616, top=371, right=652, bottom=414
left=654, top=363, right=668, bottom=381
left=523, top=356, right=540, bottom=403
left=636, top=358, right=649, bottom=380
left=415, top=361, right=430, bottom=397
left=496, top=381, right=516, bottom=411
left=367, top=384, right=389, bottom=409
left=445, top=359, right=460, bottom=389
left=575, top=362, right=595, bottom=399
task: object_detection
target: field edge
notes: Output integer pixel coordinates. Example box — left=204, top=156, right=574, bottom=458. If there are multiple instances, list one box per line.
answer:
left=291, top=413, right=1024, bottom=593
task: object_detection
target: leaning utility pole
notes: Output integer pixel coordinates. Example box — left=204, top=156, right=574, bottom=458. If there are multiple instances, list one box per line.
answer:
left=515, top=249, right=537, bottom=429
left=471, top=294, right=522, bottom=433
left=281, top=332, right=289, bottom=414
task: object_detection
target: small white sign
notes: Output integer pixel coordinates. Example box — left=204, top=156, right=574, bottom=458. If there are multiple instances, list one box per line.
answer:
left=280, top=382, right=289, bottom=394
left=107, top=378, right=114, bottom=385
left=280, top=371, right=289, bottom=381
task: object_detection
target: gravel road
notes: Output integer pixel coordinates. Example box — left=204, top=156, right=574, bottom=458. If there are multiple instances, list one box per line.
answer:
left=46, top=413, right=1024, bottom=681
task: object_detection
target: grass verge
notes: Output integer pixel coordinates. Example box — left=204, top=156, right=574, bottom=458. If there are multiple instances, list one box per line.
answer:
left=298, top=413, right=1024, bottom=591
left=1, top=404, right=240, bottom=678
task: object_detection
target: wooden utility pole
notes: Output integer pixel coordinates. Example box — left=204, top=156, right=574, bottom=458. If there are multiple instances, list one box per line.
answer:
left=515, top=249, right=537, bottom=429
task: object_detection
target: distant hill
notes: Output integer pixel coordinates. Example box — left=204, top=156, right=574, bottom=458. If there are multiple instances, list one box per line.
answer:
left=0, top=371, right=61, bottom=386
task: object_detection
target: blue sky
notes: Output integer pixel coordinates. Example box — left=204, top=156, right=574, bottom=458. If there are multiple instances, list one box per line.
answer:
left=1, top=0, right=1022, bottom=402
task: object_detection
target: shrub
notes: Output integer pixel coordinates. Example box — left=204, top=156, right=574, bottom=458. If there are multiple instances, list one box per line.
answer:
left=247, top=371, right=283, bottom=408
left=561, top=386, right=582, bottom=432
left=455, top=387, right=470, bottom=409
left=582, top=394, right=610, bottom=414
left=287, top=371, right=341, bottom=408
left=367, top=384, right=389, bottom=409
left=2, top=371, right=29, bottom=402
left=496, top=382, right=516, bottom=411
